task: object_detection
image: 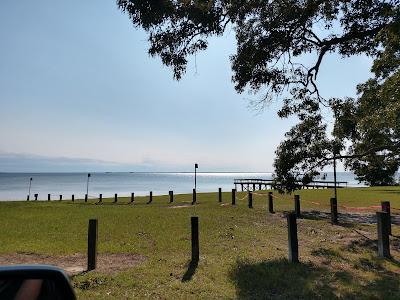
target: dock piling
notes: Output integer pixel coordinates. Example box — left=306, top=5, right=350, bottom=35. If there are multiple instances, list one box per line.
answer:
left=268, top=192, right=274, bottom=213
left=87, top=219, right=98, bottom=271
left=287, top=212, right=299, bottom=263
left=231, top=189, right=236, bottom=205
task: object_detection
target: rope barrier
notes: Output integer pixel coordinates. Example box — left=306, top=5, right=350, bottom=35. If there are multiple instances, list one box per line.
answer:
left=236, top=194, right=248, bottom=201
left=271, top=193, right=287, bottom=200
left=43, top=189, right=400, bottom=214
left=252, top=192, right=267, bottom=197
left=301, top=199, right=324, bottom=206
left=252, top=192, right=396, bottom=212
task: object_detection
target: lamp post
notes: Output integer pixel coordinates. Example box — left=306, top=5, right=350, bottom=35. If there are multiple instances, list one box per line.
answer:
left=28, top=177, right=33, bottom=200
left=194, top=163, right=198, bottom=190
left=332, top=142, right=340, bottom=201
left=333, top=154, right=337, bottom=200
left=86, top=173, right=91, bottom=197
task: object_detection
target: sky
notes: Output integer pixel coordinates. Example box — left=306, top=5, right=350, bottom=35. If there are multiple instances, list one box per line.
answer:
left=0, top=0, right=374, bottom=172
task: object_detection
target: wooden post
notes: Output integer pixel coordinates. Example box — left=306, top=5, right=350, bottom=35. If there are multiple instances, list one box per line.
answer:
left=48, top=194, right=51, bottom=201
left=85, top=194, right=88, bottom=203
left=169, top=191, right=173, bottom=203
left=377, top=212, right=390, bottom=258
left=248, top=191, right=253, bottom=208
left=114, top=193, right=118, bottom=203
left=72, top=194, right=74, bottom=202
left=98, top=194, right=102, bottom=204
left=27, top=195, right=29, bottom=201
left=147, top=191, right=153, bottom=204
left=287, top=212, right=299, bottom=263
left=192, top=189, right=196, bottom=205
left=252, top=183, right=256, bottom=191
left=294, top=195, right=300, bottom=217
left=268, top=192, right=274, bottom=213
left=381, top=201, right=391, bottom=235
left=330, top=197, right=338, bottom=225
left=231, top=189, right=236, bottom=205
left=87, top=219, right=98, bottom=271
left=59, top=195, right=62, bottom=201
left=191, top=217, right=199, bottom=263
left=130, top=192, right=135, bottom=203
left=34, top=194, right=38, bottom=201
left=218, top=188, right=222, bottom=203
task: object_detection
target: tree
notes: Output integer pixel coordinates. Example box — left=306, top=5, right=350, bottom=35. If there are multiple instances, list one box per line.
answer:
left=331, top=23, right=400, bottom=186
left=117, top=1, right=400, bottom=190
left=117, top=1, right=398, bottom=102
left=274, top=22, right=400, bottom=190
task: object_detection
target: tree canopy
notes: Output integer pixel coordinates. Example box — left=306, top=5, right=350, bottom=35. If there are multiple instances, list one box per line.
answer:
left=117, top=0, right=400, bottom=190
left=275, top=20, right=400, bottom=190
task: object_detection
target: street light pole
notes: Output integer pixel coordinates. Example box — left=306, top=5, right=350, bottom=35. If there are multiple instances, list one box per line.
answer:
left=194, top=164, right=198, bottom=190
left=28, top=177, right=32, bottom=200
left=333, top=154, right=337, bottom=200
left=86, top=173, right=91, bottom=197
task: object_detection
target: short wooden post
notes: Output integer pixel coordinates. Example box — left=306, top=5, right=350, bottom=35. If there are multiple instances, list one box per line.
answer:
left=87, top=219, right=98, bottom=271
left=130, top=192, right=134, bottom=203
left=248, top=191, right=253, bottom=208
left=147, top=191, right=153, bottom=204
left=268, top=192, right=274, bottom=213
left=169, top=191, right=173, bottom=203
left=294, top=195, right=300, bottom=217
left=191, top=217, right=199, bottom=262
left=231, top=189, right=236, bottom=205
left=34, top=194, right=38, bottom=201
left=98, top=194, right=103, bottom=203
left=59, top=195, right=62, bottom=201
left=85, top=194, right=88, bottom=202
left=377, top=212, right=390, bottom=258
left=27, top=195, right=29, bottom=201
left=114, top=193, right=117, bottom=203
left=218, top=188, right=222, bottom=203
left=381, top=201, right=391, bottom=235
left=330, top=197, right=338, bottom=224
left=72, top=194, right=74, bottom=202
left=48, top=194, right=51, bottom=201
left=287, top=212, right=299, bottom=263
left=192, top=189, right=196, bottom=205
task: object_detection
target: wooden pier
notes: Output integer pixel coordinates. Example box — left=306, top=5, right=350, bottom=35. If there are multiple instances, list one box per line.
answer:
left=233, top=178, right=348, bottom=191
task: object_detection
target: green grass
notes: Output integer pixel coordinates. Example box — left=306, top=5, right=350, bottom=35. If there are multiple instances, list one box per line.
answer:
left=1, top=187, right=400, bottom=299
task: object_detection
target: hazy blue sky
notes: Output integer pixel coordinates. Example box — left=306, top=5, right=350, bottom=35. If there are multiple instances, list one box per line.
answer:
left=0, top=0, right=373, bottom=172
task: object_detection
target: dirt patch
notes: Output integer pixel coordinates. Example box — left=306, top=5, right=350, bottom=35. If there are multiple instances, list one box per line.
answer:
left=0, top=253, right=147, bottom=276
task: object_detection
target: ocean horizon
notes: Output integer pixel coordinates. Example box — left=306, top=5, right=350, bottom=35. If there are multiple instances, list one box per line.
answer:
left=0, top=171, right=364, bottom=201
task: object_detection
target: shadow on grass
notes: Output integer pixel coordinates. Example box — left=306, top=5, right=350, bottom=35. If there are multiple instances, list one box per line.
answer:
left=343, top=238, right=378, bottom=253
left=311, top=247, right=345, bottom=260
left=181, top=259, right=198, bottom=282
left=298, top=211, right=330, bottom=221
left=229, top=258, right=400, bottom=299
left=229, top=259, right=338, bottom=299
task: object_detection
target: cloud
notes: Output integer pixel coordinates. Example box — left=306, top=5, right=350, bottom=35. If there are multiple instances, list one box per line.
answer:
left=0, top=151, right=160, bottom=172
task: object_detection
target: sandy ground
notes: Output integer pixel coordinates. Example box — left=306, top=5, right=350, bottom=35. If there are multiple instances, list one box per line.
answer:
left=0, top=253, right=147, bottom=275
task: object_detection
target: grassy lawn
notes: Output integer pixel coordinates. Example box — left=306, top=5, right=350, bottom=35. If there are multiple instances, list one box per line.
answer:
left=0, top=187, right=400, bottom=299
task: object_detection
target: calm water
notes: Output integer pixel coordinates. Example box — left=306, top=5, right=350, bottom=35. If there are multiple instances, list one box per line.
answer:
left=0, top=172, right=362, bottom=201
